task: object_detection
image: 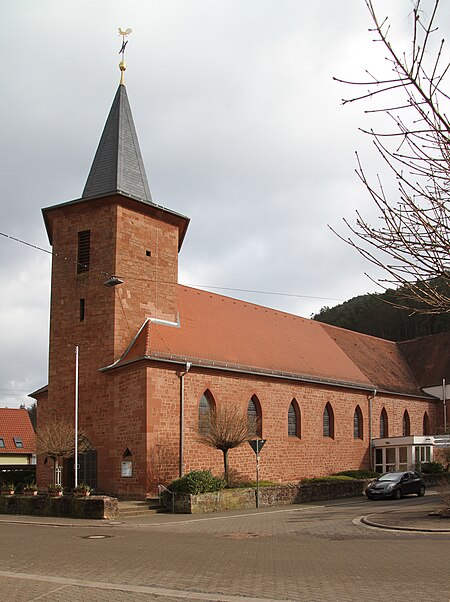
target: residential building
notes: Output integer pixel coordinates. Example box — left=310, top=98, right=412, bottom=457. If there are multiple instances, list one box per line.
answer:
left=0, top=408, right=36, bottom=466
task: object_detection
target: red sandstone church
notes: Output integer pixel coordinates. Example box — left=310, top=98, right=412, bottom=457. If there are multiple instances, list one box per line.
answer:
left=31, top=72, right=450, bottom=497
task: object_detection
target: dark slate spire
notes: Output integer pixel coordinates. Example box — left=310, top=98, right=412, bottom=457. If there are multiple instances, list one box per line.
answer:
left=82, top=84, right=152, bottom=202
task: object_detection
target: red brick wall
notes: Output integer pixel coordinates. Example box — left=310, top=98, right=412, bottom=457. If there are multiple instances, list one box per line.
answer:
left=38, top=195, right=180, bottom=494
left=114, top=204, right=179, bottom=358
left=143, top=364, right=439, bottom=491
left=110, top=366, right=148, bottom=496
left=39, top=200, right=117, bottom=490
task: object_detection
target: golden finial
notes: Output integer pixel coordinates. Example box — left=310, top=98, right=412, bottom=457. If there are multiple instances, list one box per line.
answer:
left=118, top=28, right=132, bottom=85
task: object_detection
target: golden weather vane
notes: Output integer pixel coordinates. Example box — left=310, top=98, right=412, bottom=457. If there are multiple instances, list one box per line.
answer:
left=118, top=27, right=132, bottom=85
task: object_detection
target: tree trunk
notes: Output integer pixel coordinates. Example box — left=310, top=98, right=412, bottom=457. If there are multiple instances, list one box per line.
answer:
left=223, top=449, right=229, bottom=484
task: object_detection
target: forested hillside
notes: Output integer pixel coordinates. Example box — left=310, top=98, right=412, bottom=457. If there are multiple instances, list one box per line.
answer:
left=312, top=290, right=450, bottom=342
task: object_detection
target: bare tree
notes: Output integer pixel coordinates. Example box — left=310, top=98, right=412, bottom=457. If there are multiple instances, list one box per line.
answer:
left=197, top=405, right=259, bottom=484
left=334, top=0, right=450, bottom=314
left=36, top=420, right=87, bottom=484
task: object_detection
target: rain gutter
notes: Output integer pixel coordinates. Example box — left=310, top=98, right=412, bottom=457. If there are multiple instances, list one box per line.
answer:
left=100, top=355, right=433, bottom=400
left=178, top=362, right=192, bottom=477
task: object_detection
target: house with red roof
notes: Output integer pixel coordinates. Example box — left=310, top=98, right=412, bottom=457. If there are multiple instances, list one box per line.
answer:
left=0, top=408, right=36, bottom=466
left=30, top=64, right=449, bottom=496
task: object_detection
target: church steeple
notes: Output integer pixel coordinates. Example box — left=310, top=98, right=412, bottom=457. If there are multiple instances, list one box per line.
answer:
left=82, top=84, right=152, bottom=202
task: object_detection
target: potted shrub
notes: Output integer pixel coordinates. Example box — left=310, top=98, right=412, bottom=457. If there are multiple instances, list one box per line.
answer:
left=73, top=482, right=91, bottom=497
left=23, top=483, right=38, bottom=496
left=48, top=483, right=64, bottom=497
left=0, top=483, right=15, bottom=495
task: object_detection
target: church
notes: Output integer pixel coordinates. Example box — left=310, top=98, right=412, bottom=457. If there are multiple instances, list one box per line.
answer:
left=31, top=60, right=449, bottom=497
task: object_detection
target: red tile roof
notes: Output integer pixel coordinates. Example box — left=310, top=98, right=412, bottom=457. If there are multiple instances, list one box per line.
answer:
left=321, top=323, right=419, bottom=395
left=106, top=286, right=429, bottom=397
left=0, top=408, right=36, bottom=455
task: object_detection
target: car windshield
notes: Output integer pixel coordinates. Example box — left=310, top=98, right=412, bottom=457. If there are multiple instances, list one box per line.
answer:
left=378, top=473, right=402, bottom=482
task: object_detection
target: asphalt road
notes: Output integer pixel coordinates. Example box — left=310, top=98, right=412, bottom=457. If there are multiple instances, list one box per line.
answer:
left=0, top=493, right=448, bottom=602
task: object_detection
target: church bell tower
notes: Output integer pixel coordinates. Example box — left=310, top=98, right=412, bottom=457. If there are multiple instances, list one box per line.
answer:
left=38, top=42, right=189, bottom=493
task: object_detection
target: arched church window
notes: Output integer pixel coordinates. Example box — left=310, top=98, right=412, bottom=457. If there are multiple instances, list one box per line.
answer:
left=323, top=403, right=334, bottom=438
left=288, top=400, right=301, bottom=438
left=248, top=395, right=262, bottom=438
left=353, top=405, right=363, bottom=439
left=423, top=412, right=430, bottom=436
left=198, top=390, right=215, bottom=434
left=402, top=410, right=411, bottom=436
left=380, top=408, right=388, bottom=438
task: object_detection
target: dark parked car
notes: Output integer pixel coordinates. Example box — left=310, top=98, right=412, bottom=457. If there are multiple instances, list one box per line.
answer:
left=365, top=471, right=426, bottom=500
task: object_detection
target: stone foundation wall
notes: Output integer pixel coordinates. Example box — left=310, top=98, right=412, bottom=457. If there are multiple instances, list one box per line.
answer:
left=168, top=479, right=370, bottom=514
left=0, top=494, right=119, bottom=520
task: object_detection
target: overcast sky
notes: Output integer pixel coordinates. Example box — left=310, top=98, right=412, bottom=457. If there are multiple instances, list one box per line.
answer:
left=1, top=0, right=450, bottom=409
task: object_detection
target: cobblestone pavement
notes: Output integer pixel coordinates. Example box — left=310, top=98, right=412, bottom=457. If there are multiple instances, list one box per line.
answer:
left=0, top=494, right=449, bottom=602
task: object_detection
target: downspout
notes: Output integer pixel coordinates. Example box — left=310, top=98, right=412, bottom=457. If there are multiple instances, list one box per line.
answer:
left=443, top=378, right=447, bottom=433
left=178, top=362, right=192, bottom=477
left=367, top=388, right=377, bottom=470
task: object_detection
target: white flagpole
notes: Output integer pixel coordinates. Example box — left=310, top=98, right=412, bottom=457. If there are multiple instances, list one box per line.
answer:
left=75, top=345, right=79, bottom=489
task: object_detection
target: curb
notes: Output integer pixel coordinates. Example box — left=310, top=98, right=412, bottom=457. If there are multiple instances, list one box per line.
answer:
left=361, top=515, right=450, bottom=533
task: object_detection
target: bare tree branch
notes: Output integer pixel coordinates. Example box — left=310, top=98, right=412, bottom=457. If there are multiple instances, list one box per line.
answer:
left=36, top=420, right=87, bottom=484
left=334, top=0, right=450, bottom=314
left=197, top=405, right=259, bottom=484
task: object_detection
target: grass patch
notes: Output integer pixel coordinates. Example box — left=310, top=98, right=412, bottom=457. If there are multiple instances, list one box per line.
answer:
left=302, top=475, right=355, bottom=483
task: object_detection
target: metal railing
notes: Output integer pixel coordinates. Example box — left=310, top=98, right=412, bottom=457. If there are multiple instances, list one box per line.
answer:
left=157, top=484, right=175, bottom=513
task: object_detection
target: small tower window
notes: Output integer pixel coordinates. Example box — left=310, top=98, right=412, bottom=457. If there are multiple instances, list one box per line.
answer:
left=77, top=230, right=90, bottom=274
left=121, top=448, right=133, bottom=477
left=79, top=299, right=85, bottom=322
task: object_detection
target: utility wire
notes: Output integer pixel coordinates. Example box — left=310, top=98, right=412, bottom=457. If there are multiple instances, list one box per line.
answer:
left=0, top=388, right=32, bottom=393
left=189, top=284, right=343, bottom=302
left=0, top=230, right=344, bottom=303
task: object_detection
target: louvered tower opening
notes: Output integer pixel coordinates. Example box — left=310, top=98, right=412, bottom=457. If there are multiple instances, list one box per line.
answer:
left=77, top=230, right=91, bottom=274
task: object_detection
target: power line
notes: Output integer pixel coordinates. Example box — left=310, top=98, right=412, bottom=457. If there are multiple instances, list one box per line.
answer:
left=0, top=230, right=344, bottom=303
left=0, top=232, right=51, bottom=255
left=0, top=389, right=31, bottom=393
left=188, top=284, right=344, bottom=303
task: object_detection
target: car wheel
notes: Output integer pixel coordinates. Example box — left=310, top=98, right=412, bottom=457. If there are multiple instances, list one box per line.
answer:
left=417, top=485, right=425, bottom=497
left=393, top=488, right=402, bottom=500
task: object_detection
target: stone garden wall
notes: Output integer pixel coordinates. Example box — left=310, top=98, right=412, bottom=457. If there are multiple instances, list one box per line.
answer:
left=0, top=494, right=119, bottom=520
left=169, top=479, right=370, bottom=514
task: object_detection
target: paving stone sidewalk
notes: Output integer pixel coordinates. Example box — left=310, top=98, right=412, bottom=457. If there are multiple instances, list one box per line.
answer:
left=0, top=495, right=448, bottom=602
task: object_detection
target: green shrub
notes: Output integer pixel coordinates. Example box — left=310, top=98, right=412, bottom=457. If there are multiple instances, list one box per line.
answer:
left=168, top=470, right=226, bottom=494
left=421, top=461, right=444, bottom=474
left=335, top=469, right=379, bottom=479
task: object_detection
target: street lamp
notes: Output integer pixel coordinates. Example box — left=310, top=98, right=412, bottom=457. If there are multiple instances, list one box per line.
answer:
left=104, top=276, right=124, bottom=287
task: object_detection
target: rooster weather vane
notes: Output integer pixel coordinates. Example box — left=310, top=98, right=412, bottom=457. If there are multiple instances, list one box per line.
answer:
left=118, top=27, right=132, bottom=84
